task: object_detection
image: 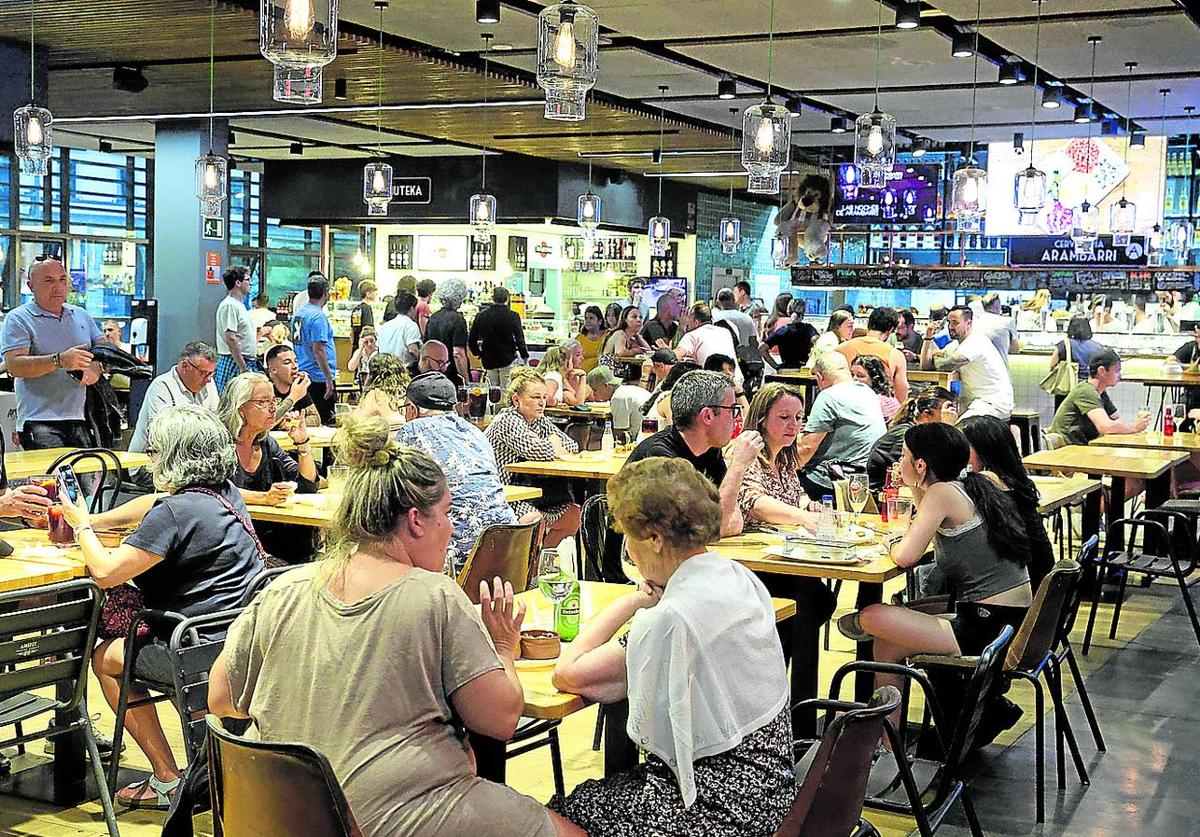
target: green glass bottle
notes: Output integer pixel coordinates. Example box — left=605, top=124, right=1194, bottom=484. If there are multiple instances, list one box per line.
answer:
left=555, top=576, right=581, bottom=642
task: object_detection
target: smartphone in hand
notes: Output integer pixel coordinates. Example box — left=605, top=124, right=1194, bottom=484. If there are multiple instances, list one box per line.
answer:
left=57, top=465, right=82, bottom=505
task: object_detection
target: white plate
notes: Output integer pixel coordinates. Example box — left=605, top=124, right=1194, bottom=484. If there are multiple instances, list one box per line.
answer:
left=761, top=545, right=865, bottom=565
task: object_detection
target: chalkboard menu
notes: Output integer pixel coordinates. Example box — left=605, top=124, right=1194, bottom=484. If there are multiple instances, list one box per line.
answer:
left=790, top=265, right=1200, bottom=294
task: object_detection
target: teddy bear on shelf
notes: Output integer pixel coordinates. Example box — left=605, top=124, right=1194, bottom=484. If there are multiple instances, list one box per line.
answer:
left=773, top=173, right=833, bottom=266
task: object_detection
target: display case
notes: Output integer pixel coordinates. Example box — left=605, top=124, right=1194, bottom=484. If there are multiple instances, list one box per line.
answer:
left=326, top=298, right=387, bottom=338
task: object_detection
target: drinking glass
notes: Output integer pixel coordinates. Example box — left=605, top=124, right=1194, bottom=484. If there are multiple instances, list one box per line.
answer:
left=468, top=386, right=487, bottom=419
left=488, top=386, right=502, bottom=406
left=327, top=465, right=349, bottom=494
left=847, top=474, right=869, bottom=525
left=537, top=549, right=573, bottom=611
left=886, top=496, right=913, bottom=532
left=456, top=386, right=469, bottom=406
left=48, top=506, right=75, bottom=545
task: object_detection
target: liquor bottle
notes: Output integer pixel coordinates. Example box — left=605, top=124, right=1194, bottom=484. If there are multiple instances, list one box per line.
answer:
left=554, top=576, right=581, bottom=642
left=1165, top=407, right=1176, bottom=436
left=880, top=467, right=894, bottom=523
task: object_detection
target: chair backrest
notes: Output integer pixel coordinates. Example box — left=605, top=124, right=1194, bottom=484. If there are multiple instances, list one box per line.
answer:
left=1134, top=509, right=1199, bottom=574
left=562, top=420, right=601, bottom=452
left=48, top=447, right=124, bottom=513
left=937, top=624, right=1014, bottom=799
left=579, top=494, right=609, bottom=582
left=206, top=715, right=361, bottom=837
left=455, top=520, right=541, bottom=605
left=1005, top=559, right=1082, bottom=672
left=0, top=579, right=102, bottom=712
left=1056, top=535, right=1098, bottom=644
left=169, top=609, right=245, bottom=762
left=774, top=686, right=903, bottom=837
left=239, top=566, right=300, bottom=607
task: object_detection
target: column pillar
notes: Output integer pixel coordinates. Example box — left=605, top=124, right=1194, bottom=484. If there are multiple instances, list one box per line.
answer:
left=152, top=120, right=229, bottom=370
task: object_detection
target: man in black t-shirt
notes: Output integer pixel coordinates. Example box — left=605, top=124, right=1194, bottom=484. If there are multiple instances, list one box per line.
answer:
left=626, top=370, right=761, bottom=536
left=761, top=298, right=819, bottom=369
left=265, top=344, right=321, bottom=428
left=642, top=289, right=684, bottom=348
left=350, top=280, right=377, bottom=351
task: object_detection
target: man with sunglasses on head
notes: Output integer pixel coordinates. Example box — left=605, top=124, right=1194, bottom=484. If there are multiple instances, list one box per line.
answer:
left=128, top=342, right=219, bottom=455
left=625, top=369, right=762, bottom=538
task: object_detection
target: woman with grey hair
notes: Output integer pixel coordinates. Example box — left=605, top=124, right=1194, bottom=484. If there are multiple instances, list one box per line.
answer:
left=59, top=405, right=265, bottom=810
left=218, top=372, right=319, bottom=561
left=425, top=276, right=471, bottom=388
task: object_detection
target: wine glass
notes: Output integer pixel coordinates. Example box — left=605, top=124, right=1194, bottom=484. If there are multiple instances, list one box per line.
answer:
left=537, top=549, right=573, bottom=615
left=847, top=474, right=868, bottom=527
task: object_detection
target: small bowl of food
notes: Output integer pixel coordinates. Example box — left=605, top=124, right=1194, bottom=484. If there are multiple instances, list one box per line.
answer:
left=520, top=629, right=561, bottom=660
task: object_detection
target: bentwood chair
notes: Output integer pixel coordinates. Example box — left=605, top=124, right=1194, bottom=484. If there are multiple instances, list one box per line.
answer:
left=0, top=579, right=118, bottom=837
left=48, top=447, right=125, bottom=513
left=455, top=519, right=542, bottom=603
left=206, top=716, right=362, bottom=836
left=778, top=687, right=902, bottom=837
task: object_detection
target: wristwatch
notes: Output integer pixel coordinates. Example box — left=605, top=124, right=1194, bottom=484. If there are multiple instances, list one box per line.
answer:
left=52, top=352, right=62, bottom=369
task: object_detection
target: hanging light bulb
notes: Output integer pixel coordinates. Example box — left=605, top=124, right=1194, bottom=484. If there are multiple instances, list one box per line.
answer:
left=577, top=192, right=601, bottom=234
left=952, top=162, right=987, bottom=227
left=260, top=0, right=339, bottom=104
left=470, top=193, right=497, bottom=242
left=1168, top=219, right=1194, bottom=259
left=1110, top=198, right=1137, bottom=245
left=536, top=1, right=599, bottom=121
left=866, top=123, right=884, bottom=155
left=719, top=217, right=741, bottom=255
left=741, top=100, right=791, bottom=194
left=195, top=152, right=228, bottom=218
left=771, top=232, right=789, bottom=269
left=1014, top=165, right=1047, bottom=225
left=648, top=215, right=671, bottom=257
left=14, top=105, right=53, bottom=176
left=854, top=111, right=896, bottom=184
left=1072, top=200, right=1100, bottom=253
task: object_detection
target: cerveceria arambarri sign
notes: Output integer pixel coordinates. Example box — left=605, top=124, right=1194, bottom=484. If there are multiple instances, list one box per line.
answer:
left=1008, top=235, right=1148, bottom=267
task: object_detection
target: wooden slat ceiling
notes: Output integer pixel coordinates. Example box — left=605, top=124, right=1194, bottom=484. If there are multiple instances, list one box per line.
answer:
left=0, top=0, right=754, bottom=190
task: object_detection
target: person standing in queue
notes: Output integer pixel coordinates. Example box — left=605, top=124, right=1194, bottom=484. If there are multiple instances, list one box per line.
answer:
left=469, top=286, right=529, bottom=395
left=2, top=257, right=103, bottom=450
left=214, top=265, right=258, bottom=392
left=349, top=280, right=377, bottom=352
left=292, top=274, right=338, bottom=426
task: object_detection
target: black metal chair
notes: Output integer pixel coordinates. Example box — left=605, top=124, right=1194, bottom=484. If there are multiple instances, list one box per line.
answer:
left=238, top=565, right=300, bottom=607
left=1052, top=535, right=1105, bottom=753
left=0, top=579, right=118, bottom=837
left=206, top=715, right=361, bottom=836
left=1083, top=511, right=1200, bottom=654
left=108, top=608, right=244, bottom=793
left=827, top=626, right=1014, bottom=837
left=48, top=447, right=125, bottom=513
left=778, top=687, right=902, bottom=837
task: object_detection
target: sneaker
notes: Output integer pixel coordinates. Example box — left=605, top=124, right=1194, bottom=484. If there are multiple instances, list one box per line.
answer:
left=44, top=717, right=123, bottom=762
left=837, top=612, right=873, bottom=643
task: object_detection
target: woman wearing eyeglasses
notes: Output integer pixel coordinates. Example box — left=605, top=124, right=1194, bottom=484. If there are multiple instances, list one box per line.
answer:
left=217, top=372, right=319, bottom=562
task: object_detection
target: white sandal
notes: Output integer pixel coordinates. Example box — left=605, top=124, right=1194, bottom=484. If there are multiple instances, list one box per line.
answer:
left=117, top=774, right=181, bottom=810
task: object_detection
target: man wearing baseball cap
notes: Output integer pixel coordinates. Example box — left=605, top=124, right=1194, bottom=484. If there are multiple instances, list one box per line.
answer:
left=586, top=366, right=651, bottom=443
left=394, top=372, right=520, bottom=573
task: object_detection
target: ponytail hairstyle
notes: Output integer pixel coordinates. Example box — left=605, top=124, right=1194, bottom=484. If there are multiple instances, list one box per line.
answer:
left=903, top=423, right=1031, bottom=567
left=957, top=415, right=1041, bottom=514
left=890, top=385, right=956, bottom=427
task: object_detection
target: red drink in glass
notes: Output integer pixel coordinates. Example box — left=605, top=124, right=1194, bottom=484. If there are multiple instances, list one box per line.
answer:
left=47, top=507, right=74, bottom=545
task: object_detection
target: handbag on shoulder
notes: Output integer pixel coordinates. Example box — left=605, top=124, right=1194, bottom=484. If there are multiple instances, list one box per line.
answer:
left=1039, top=338, right=1074, bottom=396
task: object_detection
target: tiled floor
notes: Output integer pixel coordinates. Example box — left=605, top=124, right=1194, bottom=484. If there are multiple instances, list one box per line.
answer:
left=0, top=578, right=1190, bottom=836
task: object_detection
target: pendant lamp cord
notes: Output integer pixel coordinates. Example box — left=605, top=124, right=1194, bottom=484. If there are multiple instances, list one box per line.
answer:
left=1156, top=89, right=1169, bottom=228
left=29, top=0, right=35, bottom=102
left=376, top=4, right=384, bottom=154
left=1085, top=37, right=1098, bottom=155
left=873, top=0, right=882, bottom=111
left=208, top=0, right=215, bottom=151
left=1122, top=62, right=1136, bottom=198
left=766, top=0, right=775, bottom=98
left=657, top=85, right=666, bottom=213
left=1028, top=0, right=1042, bottom=166
left=728, top=107, right=737, bottom=211
left=482, top=34, right=491, bottom=191
left=968, top=0, right=980, bottom=161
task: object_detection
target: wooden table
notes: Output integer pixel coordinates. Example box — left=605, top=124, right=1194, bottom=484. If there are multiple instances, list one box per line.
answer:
left=546, top=402, right=612, bottom=420
left=1024, top=445, right=1187, bottom=532
left=271, top=425, right=341, bottom=451
left=6, top=448, right=151, bottom=480
left=246, top=485, right=543, bottom=526
left=714, top=526, right=904, bottom=733
left=1091, top=431, right=1200, bottom=452
left=1119, top=368, right=1200, bottom=411
left=471, top=581, right=797, bottom=783
left=504, top=451, right=630, bottom=481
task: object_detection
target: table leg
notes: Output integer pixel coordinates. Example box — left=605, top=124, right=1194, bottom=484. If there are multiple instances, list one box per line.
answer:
left=601, top=700, right=638, bottom=778
left=469, top=732, right=507, bottom=784
left=854, top=582, right=883, bottom=704
left=1081, top=489, right=1102, bottom=544
left=754, top=574, right=830, bottom=740
left=1145, top=471, right=1172, bottom=509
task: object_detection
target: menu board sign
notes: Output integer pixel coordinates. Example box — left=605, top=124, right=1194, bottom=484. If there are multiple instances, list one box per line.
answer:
left=790, top=265, right=1196, bottom=293
left=1009, top=235, right=1149, bottom=267
left=833, top=163, right=940, bottom=226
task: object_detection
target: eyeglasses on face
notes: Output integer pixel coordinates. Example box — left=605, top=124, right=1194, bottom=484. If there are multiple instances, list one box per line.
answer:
left=247, top=397, right=276, bottom=408
left=708, top=404, right=743, bottom=417
left=183, top=359, right=216, bottom=379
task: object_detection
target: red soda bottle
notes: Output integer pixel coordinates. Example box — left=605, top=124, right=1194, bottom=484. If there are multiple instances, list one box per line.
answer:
left=1165, top=407, right=1176, bottom=437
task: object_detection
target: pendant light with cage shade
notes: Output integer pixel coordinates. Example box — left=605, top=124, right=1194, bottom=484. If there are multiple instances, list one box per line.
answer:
left=741, top=0, right=791, bottom=194
left=1109, top=61, right=1140, bottom=244
left=648, top=86, right=671, bottom=257
left=854, top=1, right=896, bottom=186
left=14, top=0, right=52, bottom=176
left=951, top=0, right=987, bottom=228
left=470, top=35, right=498, bottom=242
left=577, top=144, right=601, bottom=242
left=1168, top=105, right=1195, bottom=260
left=362, top=3, right=393, bottom=217
left=260, top=0, right=339, bottom=104
left=1148, top=89, right=1171, bottom=265
left=719, top=107, right=741, bottom=254
left=536, top=1, right=599, bottom=121
left=195, top=0, right=227, bottom=219
left=1014, top=0, right=1047, bottom=225
left=1070, top=36, right=1103, bottom=254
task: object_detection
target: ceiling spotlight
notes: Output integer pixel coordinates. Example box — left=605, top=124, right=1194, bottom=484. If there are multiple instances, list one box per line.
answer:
left=998, top=63, right=1021, bottom=85
left=1074, top=103, right=1094, bottom=124
left=334, top=77, right=348, bottom=100
left=98, top=139, right=113, bottom=153
left=831, top=116, right=848, bottom=134
left=1130, top=129, right=1146, bottom=149
left=1041, top=88, right=1063, bottom=109
left=786, top=95, right=802, bottom=118
left=1013, top=131, right=1025, bottom=153
left=1100, top=118, right=1118, bottom=136
left=476, top=0, right=500, bottom=25
left=651, top=148, right=662, bottom=164
left=951, top=31, right=974, bottom=59
left=717, top=74, right=736, bottom=100
left=290, top=142, right=303, bottom=155
left=895, top=1, right=920, bottom=30
left=112, top=65, right=148, bottom=94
